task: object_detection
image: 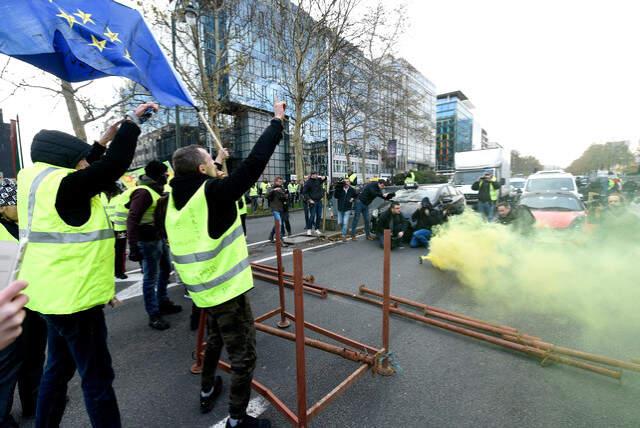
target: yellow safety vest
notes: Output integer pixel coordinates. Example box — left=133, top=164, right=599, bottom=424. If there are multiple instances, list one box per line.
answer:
left=0, top=222, right=17, bottom=242
left=288, top=184, right=297, bottom=193
left=249, top=184, right=259, bottom=197
left=134, top=185, right=161, bottom=225
left=480, top=179, right=499, bottom=202
left=110, top=188, right=135, bottom=232
left=165, top=184, right=252, bottom=308
left=347, top=173, right=357, bottom=183
left=17, top=163, right=115, bottom=314
left=237, top=198, right=247, bottom=216
left=404, top=172, right=416, bottom=185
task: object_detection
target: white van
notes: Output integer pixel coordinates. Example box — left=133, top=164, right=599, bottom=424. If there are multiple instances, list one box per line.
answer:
left=523, top=171, right=580, bottom=198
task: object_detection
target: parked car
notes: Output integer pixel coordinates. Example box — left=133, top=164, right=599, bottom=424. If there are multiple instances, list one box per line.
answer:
left=523, top=171, right=580, bottom=199
left=371, top=184, right=466, bottom=231
left=518, top=191, right=587, bottom=230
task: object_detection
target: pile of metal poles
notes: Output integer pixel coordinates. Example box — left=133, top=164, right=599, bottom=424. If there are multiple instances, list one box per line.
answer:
left=251, top=266, right=640, bottom=380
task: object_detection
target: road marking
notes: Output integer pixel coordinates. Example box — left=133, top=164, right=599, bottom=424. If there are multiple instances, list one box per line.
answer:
left=248, top=239, right=270, bottom=247
left=208, top=397, right=269, bottom=428
left=115, top=280, right=181, bottom=301
left=125, top=267, right=142, bottom=274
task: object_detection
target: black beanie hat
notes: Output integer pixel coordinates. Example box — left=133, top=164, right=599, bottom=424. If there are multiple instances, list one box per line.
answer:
left=145, top=160, right=168, bottom=181
left=31, top=130, right=92, bottom=169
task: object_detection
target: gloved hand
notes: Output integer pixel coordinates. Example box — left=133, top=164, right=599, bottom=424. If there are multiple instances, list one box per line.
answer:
left=128, top=247, right=143, bottom=262
left=384, top=192, right=396, bottom=200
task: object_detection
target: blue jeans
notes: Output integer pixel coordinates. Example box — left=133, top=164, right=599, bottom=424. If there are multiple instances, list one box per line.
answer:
left=306, top=201, right=322, bottom=230
left=336, top=210, right=351, bottom=236
left=477, top=201, right=495, bottom=221
left=138, top=240, right=171, bottom=317
left=351, top=200, right=370, bottom=237
left=410, top=229, right=432, bottom=248
left=269, top=210, right=286, bottom=240
left=37, top=307, right=120, bottom=428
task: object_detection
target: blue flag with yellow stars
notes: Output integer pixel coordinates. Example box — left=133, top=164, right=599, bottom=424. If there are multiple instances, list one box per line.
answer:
left=0, top=0, right=195, bottom=107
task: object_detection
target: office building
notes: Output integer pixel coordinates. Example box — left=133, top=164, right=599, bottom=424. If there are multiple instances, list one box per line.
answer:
left=0, top=110, right=20, bottom=179
left=436, top=90, right=474, bottom=172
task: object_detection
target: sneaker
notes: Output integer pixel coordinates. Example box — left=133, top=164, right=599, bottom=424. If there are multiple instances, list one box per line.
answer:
left=200, top=376, right=223, bottom=414
left=149, top=315, right=170, bottom=330
left=159, top=300, right=183, bottom=315
left=366, top=235, right=376, bottom=241
left=281, top=241, right=290, bottom=248
left=351, top=235, right=357, bottom=241
left=226, top=415, right=271, bottom=428
left=342, top=236, right=347, bottom=242
left=269, top=238, right=275, bottom=243
left=116, top=273, right=129, bottom=280
left=314, top=229, right=322, bottom=236
left=183, top=291, right=192, bottom=300
left=306, top=229, right=312, bottom=236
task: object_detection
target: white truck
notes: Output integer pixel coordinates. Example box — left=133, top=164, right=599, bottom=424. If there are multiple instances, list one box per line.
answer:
left=452, top=148, right=511, bottom=205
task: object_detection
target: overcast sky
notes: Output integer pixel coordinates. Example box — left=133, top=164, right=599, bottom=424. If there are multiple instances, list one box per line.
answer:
left=1, top=0, right=639, bottom=167
left=398, top=0, right=640, bottom=166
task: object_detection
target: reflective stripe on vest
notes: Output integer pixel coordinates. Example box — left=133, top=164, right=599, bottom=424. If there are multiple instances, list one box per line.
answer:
left=236, top=199, right=247, bottom=216
left=165, top=183, right=252, bottom=308
left=17, top=163, right=115, bottom=314
left=0, top=223, right=17, bottom=242
left=111, top=188, right=135, bottom=232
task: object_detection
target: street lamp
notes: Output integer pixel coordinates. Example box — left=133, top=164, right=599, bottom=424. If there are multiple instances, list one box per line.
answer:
left=184, top=3, right=198, bottom=27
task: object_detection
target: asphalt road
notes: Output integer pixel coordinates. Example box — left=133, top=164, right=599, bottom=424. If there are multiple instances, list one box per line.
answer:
left=10, top=211, right=640, bottom=427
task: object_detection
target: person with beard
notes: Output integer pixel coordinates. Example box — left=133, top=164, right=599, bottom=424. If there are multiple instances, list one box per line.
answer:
left=374, top=201, right=408, bottom=249
left=410, top=197, right=446, bottom=249
left=127, top=160, right=182, bottom=331
left=0, top=179, right=47, bottom=427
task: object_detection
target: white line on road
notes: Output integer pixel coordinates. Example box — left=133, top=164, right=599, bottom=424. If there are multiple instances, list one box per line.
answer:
left=208, top=397, right=269, bottom=428
left=115, top=281, right=181, bottom=301
left=248, top=239, right=270, bottom=247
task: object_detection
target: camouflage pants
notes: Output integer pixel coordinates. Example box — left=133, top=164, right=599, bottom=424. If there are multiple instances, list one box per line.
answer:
left=202, top=294, right=257, bottom=419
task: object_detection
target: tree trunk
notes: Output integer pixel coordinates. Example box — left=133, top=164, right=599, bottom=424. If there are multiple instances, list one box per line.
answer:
left=60, top=80, right=87, bottom=141
left=293, top=115, right=305, bottom=183
left=343, top=128, right=350, bottom=174
left=361, top=115, right=368, bottom=184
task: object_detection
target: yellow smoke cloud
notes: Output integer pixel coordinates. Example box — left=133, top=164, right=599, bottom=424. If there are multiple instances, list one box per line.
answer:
left=427, top=210, right=640, bottom=335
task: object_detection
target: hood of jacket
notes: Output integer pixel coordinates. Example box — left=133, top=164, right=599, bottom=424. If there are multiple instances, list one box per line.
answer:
left=31, top=130, right=92, bottom=169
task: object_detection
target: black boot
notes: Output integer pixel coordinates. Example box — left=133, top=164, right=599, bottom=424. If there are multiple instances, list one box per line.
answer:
left=226, top=415, right=271, bottom=428
left=200, top=376, right=223, bottom=414
left=159, top=300, right=182, bottom=315
left=149, top=314, right=170, bottom=330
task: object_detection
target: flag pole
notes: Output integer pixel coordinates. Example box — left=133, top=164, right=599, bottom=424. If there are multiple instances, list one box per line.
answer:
left=195, top=108, right=227, bottom=175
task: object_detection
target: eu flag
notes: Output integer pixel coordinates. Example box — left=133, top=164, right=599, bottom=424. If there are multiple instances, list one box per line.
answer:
left=0, top=0, right=195, bottom=107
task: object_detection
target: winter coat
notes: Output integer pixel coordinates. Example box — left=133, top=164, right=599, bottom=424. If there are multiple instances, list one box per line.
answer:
left=334, top=184, right=357, bottom=211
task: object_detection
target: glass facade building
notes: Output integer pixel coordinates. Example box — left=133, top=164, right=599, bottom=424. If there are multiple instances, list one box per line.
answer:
left=436, top=91, right=474, bottom=172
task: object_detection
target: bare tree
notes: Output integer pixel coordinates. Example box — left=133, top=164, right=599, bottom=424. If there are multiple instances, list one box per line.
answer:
left=145, top=0, right=259, bottom=151
left=0, top=58, right=143, bottom=140
left=264, top=0, right=361, bottom=181
left=351, top=1, right=406, bottom=183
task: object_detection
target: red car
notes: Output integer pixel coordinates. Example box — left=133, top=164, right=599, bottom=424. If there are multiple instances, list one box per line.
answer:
left=518, top=192, right=587, bottom=229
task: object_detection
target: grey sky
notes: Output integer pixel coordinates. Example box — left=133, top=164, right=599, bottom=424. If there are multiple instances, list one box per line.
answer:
left=397, top=0, right=640, bottom=166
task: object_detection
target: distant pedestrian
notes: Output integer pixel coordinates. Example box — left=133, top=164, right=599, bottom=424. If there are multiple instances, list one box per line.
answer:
left=287, top=180, right=298, bottom=205
left=249, top=183, right=259, bottom=213
left=302, top=172, right=326, bottom=236
left=350, top=179, right=394, bottom=241
left=260, top=178, right=271, bottom=209
left=267, top=177, right=289, bottom=246
left=333, top=178, right=357, bottom=241
left=472, top=169, right=500, bottom=221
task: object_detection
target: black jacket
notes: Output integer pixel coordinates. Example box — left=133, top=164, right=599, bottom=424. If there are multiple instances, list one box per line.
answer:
left=494, top=205, right=535, bottom=232
left=302, top=178, right=325, bottom=202
left=0, top=219, right=18, bottom=240
left=358, top=182, right=384, bottom=206
left=334, top=184, right=357, bottom=211
left=471, top=178, right=501, bottom=203
left=267, top=185, right=287, bottom=211
left=168, top=119, right=283, bottom=239
left=126, top=176, right=165, bottom=246
left=411, top=207, right=445, bottom=231
left=375, top=209, right=408, bottom=236
left=32, top=122, right=141, bottom=227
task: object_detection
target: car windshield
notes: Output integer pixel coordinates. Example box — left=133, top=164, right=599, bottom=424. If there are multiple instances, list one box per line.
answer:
left=520, top=194, right=583, bottom=211
left=511, top=181, right=525, bottom=189
left=453, top=171, right=485, bottom=185
left=392, top=188, right=439, bottom=203
left=526, top=177, right=575, bottom=192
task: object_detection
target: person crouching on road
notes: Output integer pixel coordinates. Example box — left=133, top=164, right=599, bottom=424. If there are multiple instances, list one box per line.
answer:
left=409, top=197, right=446, bottom=250
left=17, top=103, right=158, bottom=427
left=164, top=100, right=286, bottom=428
left=495, top=201, right=536, bottom=234
left=374, top=201, right=408, bottom=249
left=0, top=179, right=47, bottom=425
left=127, top=160, right=182, bottom=331
left=267, top=176, right=289, bottom=246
